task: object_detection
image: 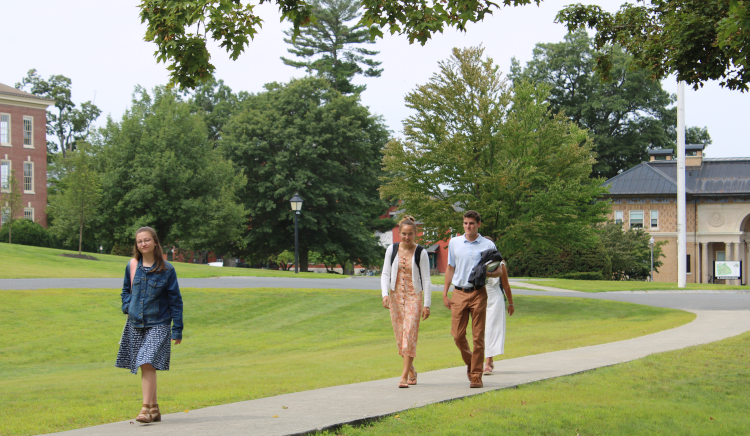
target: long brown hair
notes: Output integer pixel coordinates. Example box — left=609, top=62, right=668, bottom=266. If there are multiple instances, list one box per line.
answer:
left=132, top=226, right=166, bottom=273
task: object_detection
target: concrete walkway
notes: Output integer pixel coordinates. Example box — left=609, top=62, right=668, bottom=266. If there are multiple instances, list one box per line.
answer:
left=47, top=309, right=750, bottom=436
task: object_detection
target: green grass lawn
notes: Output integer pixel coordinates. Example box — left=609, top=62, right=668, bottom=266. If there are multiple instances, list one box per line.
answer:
left=0, top=288, right=692, bottom=436
left=325, top=331, right=750, bottom=436
left=0, top=243, right=347, bottom=279
left=527, top=278, right=749, bottom=292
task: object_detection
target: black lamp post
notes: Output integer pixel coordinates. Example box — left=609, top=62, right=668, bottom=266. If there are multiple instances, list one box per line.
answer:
left=289, top=192, right=304, bottom=274
left=649, top=236, right=655, bottom=282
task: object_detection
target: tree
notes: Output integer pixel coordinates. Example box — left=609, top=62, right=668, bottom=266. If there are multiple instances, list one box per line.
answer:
left=380, top=46, right=610, bottom=258
left=0, top=170, right=23, bottom=244
left=47, top=143, right=102, bottom=255
left=686, top=126, right=712, bottom=146
left=95, top=86, right=247, bottom=252
left=281, top=0, right=382, bottom=94
left=599, top=221, right=666, bottom=280
left=16, top=69, right=102, bottom=159
left=219, top=77, right=390, bottom=271
left=509, top=31, right=691, bottom=179
left=183, top=77, right=244, bottom=146
left=557, top=0, right=750, bottom=92
left=138, top=0, right=541, bottom=89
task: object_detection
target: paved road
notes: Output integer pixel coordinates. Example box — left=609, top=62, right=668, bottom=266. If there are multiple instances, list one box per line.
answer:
left=4, top=276, right=750, bottom=311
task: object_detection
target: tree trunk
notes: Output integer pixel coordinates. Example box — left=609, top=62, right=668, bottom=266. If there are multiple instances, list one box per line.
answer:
left=78, top=221, right=84, bottom=255
left=299, top=248, right=309, bottom=272
left=8, top=221, right=11, bottom=244
left=342, top=261, right=354, bottom=276
left=224, top=257, right=237, bottom=267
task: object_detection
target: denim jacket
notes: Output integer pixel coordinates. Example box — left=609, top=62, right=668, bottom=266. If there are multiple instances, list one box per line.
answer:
left=121, top=260, right=184, bottom=340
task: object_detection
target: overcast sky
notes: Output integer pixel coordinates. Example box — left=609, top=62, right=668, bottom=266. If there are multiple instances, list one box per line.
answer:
left=3, top=0, right=748, bottom=158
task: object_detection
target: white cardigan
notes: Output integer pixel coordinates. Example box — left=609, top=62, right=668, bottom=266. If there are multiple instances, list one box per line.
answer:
left=380, top=244, right=432, bottom=307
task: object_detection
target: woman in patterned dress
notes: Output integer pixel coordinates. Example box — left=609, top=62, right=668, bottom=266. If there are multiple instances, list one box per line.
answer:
left=381, top=216, right=432, bottom=388
left=116, top=227, right=183, bottom=423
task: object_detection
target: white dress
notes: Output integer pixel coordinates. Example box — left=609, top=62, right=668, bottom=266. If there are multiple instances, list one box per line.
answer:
left=484, top=275, right=506, bottom=358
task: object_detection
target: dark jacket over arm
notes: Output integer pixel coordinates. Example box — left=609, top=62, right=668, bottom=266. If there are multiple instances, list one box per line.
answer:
left=468, top=249, right=504, bottom=288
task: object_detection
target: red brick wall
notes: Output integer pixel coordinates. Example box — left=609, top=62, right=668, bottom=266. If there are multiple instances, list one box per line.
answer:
left=0, top=103, right=48, bottom=228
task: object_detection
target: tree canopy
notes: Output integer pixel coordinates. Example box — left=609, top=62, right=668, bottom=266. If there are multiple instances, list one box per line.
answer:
left=282, top=0, right=382, bottom=94
left=16, top=69, right=101, bottom=158
left=138, top=0, right=541, bottom=89
left=380, top=46, right=610, bottom=258
left=95, top=86, right=247, bottom=251
left=510, top=31, right=690, bottom=179
left=557, top=0, right=750, bottom=91
left=219, top=77, right=390, bottom=270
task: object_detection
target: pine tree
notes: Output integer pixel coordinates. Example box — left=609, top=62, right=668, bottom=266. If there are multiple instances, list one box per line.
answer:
left=281, top=0, right=382, bottom=94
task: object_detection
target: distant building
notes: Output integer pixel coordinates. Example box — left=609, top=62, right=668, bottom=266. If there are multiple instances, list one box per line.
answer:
left=602, top=145, right=750, bottom=284
left=0, top=83, right=54, bottom=229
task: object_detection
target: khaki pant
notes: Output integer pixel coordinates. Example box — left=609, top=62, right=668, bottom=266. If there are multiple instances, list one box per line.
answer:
left=450, top=287, right=487, bottom=379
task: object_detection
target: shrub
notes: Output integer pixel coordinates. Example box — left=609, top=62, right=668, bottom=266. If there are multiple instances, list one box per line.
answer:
left=507, top=240, right=612, bottom=279
left=0, top=220, right=53, bottom=247
left=110, top=244, right=133, bottom=257
left=557, top=271, right=604, bottom=280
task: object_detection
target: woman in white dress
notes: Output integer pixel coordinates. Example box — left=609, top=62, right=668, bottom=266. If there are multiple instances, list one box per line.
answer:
left=483, top=237, right=514, bottom=375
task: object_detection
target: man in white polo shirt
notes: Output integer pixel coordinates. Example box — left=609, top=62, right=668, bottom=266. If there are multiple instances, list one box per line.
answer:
left=443, top=210, right=502, bottom=388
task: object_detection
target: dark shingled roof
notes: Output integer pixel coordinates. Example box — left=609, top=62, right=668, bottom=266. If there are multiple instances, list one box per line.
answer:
left=603, top=158, right=750, bottom=196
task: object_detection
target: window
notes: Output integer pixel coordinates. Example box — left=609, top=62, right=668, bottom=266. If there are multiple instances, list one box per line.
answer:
left=650, top=210, right=659, bottom=228
left=23, top=116, right=33, bottom=147
left=630, top=211, right=644, bottom=228
left=23, top=161, right=33, bottom=193
left=0, top=207, right=8, bottom=225
left=687, top=255, right=691, bottom=274
left=24, top=207, right=34, bottom=221
left=615, top=210, right=623, bottom=224
left=686, top=150, right=698, bottom=157
left=628, top=197, right=645, bottom=204
left=0, top=113, right=9, bottom=145
left=717, top=251, right=726, bottom=262
left=0, top=160, right=10, bottom=192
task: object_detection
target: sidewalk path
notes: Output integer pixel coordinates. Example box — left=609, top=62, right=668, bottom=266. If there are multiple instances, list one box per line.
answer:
left=48, top=310, right=750, bottom=436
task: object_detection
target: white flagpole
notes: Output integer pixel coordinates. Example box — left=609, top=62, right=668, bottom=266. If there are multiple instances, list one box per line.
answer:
left=677, top=81, right=686, bottom=288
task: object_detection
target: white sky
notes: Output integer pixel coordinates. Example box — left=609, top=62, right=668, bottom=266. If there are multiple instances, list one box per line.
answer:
left=3, top=0, right=748, bottom=158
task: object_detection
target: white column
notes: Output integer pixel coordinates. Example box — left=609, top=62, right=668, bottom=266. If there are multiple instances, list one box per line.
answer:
left=701, top=242, right=708, bottom=284
left=735, top=241, right=742, bottom=286
left=677, top=81, right=686, bottom=288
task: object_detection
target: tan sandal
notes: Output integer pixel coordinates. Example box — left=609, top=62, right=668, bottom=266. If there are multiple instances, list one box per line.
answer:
left=407, top=366, right=418, bottom=385
left=149, top=404, right=161, bottom=422
left=135, top=404, right=152, bottom=423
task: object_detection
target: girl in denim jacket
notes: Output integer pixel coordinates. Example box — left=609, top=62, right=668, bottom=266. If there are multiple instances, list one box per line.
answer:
left=116, top=226, right=184, bottom=424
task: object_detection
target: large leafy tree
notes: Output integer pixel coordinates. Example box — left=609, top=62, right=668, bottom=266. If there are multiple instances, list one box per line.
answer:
left=380, top=46, right=610, bottom=258
left=219, top=77, right=390, bottom=271
left=557, top=0, right=750, bottom=91
left=16, top=69, right=101, bottom=159
left=183, top=77, right=244, bottom=146
left=599, top=221, right=666, bottom=281
left=138, top=0, right=541, bottom=89
left=47, top=143, right=102, bottom=254
left=281, top=0, right=382, bottom=94
left=96, top=86, right=247, bottom=252
left=510, top=31, right=684, bottom=179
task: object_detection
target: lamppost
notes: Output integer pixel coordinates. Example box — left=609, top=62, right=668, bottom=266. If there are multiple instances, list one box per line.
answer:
left=289, top=193, right=304, bottom=274
left=649, top=236, right=655, bottom=282
left=99, top=245, right=103, bottom=255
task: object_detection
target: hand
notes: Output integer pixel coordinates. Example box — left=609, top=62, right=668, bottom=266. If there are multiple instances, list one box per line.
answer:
left=507, top=304, right=515, bottom=316
left=443, top=294, right=452, bottom=310
left=422, top=307, right=430, bottom=320
left=173, top=339, right=182, bottom=345
left=382, top=296, right=390, bottom=309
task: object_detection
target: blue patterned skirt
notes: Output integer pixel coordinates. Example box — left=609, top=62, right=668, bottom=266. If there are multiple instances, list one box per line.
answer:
left=116, top=321, right=172, bottom=374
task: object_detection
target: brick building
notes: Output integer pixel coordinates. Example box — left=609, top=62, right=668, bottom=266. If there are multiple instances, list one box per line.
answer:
left=603, top=145, right=750, bottom=285
left=0, top=83, right=53, bottom=229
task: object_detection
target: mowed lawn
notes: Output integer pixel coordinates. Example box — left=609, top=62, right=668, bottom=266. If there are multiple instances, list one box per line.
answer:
left=326, top=332, right=750, bottom=436
left=0, top=288, right=692, bottom=435
left=0, top=243, right=346, bottom=279
left=527, top=279, right=748, bottom=292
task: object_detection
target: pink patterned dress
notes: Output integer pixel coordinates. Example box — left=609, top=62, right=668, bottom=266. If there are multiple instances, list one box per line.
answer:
left=389, top=251, right=423, bottom=358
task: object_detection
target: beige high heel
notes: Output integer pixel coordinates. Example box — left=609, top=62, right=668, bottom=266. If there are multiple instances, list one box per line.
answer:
left=149, top=404, right=161, bottom=422
left=135, top=404, right=152, bottom=423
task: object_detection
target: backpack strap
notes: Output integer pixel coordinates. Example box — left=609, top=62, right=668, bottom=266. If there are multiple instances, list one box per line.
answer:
left=391, top=242, right=425, bottom=289
left=129, top=258, right=138, bottom=292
